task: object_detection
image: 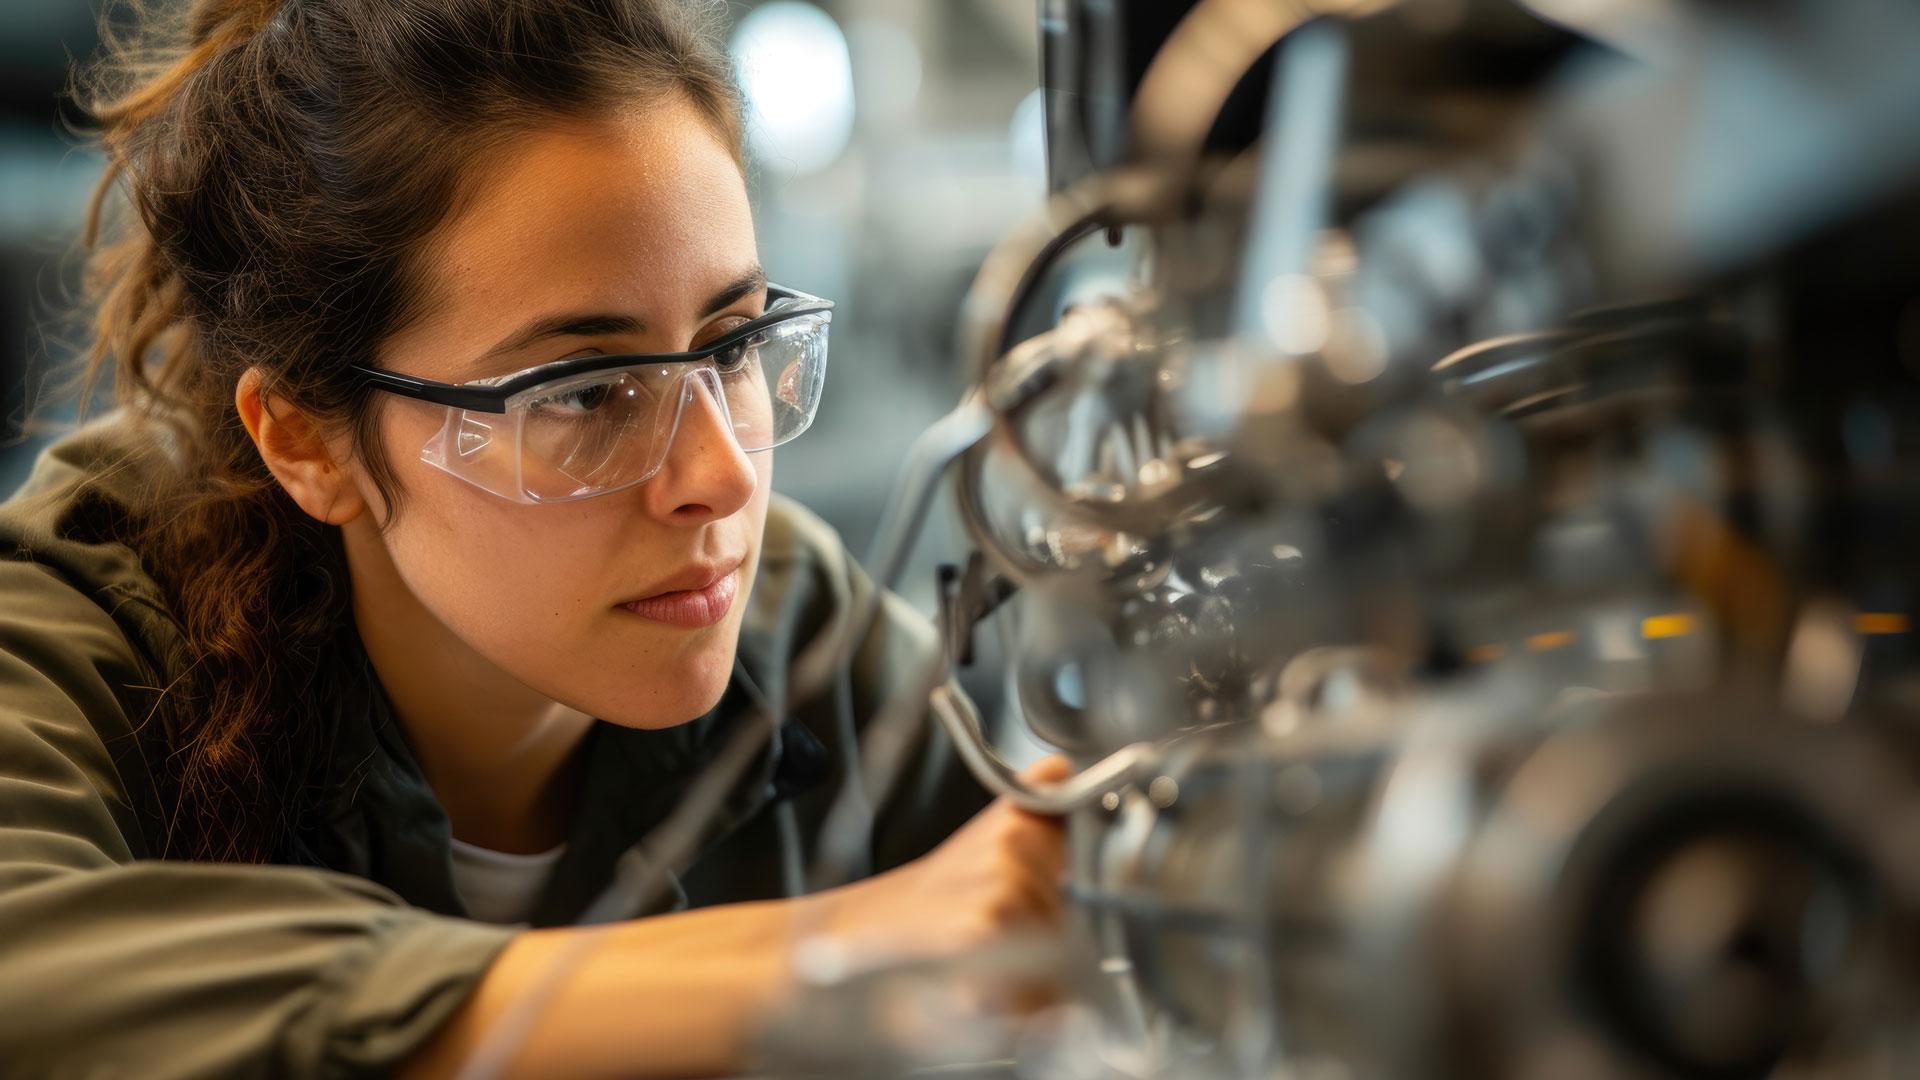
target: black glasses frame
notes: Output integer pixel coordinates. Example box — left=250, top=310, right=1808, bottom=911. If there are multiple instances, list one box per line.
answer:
left=351, top=284, right=833, bottom=415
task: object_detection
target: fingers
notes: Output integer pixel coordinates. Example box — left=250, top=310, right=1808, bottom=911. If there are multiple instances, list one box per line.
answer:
left=997, top=803, right=1065, bottom=871
left=946, top=800, right=1067, bottom=920
left=1004, top=754, right=1074, bottom=833
left=956, top=757, right=1071, bottom=839
left=1016, top=754, right=1073, bottom=786
left=1006, top=869, right=1063, bottom=925
left=991, top=756, right=1074, bottom=873
left=991, top=790, right=1069, bottom=924
left=931, top=755, right=1077, bottom=930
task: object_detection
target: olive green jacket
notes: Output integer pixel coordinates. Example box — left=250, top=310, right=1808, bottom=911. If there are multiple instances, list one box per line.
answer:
left=0, top=414, right=986, bottom=1078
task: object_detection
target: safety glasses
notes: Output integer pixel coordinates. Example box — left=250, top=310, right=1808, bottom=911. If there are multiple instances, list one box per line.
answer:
left=352, top=285, right=833, bottom=503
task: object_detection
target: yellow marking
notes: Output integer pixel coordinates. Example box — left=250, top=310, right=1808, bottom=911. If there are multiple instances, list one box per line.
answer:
left=1856, top=612, right=1912, bottom=635
left=1466, top=643, right=1506, bottom=663
left=1641, top=613, right=1697, bottom=640
left=1525, top=630, right=1576, bottom=653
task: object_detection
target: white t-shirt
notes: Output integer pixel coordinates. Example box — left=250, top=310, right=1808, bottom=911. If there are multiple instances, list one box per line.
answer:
left=449, top=837, right=567, bottom=925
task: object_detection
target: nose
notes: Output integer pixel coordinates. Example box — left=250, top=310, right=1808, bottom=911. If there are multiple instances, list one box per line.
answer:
left=642, top=368, right=759, bottom=524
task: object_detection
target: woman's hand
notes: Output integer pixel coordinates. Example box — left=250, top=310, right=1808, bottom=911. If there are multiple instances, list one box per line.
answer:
left=406, top=758, right=1073, bottom=1079
left=805, top=756, right=1071, bottom=959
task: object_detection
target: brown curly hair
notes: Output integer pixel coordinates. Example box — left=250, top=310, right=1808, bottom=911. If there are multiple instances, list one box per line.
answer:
left=74, top=0, right=744, bottom=861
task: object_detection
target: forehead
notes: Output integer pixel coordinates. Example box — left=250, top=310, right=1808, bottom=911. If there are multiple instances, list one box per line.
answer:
left=388, top=99, right=754, bottom=372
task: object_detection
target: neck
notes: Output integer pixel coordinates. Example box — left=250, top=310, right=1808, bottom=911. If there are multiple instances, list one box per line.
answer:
left=341, top=519, right=594, bottom=854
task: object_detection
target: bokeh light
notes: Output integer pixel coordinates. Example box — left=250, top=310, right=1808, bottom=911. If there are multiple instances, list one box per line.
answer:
left=731, top=3, right=857, bottom=175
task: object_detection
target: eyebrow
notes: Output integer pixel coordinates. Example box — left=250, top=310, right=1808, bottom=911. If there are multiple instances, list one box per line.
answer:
left=475, top=265, right=769, bottom=363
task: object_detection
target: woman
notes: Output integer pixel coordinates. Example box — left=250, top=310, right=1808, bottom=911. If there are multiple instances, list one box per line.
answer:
left=0, top=0, right=1065, bottom=1075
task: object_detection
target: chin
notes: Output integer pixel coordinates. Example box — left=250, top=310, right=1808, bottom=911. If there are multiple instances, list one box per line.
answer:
left=596, top=643, right=738, bottom=730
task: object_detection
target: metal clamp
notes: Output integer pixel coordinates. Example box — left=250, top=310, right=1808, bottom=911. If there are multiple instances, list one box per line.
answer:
left=929, top=679, right=1158, bottom=815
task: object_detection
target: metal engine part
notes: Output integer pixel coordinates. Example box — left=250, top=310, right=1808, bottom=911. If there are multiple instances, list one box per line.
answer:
left=755, top=1, right=1920, bottom=1077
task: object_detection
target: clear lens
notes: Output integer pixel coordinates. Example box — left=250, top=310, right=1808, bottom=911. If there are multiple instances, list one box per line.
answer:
left=757, top=312, right=829, bottom=439
left=518, top=365, right=683, bottom=501
left=423, top=309, right=831, bottom=503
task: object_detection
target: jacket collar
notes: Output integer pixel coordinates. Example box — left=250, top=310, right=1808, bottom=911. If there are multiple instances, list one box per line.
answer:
left=298, top=621, right=828, bottom=926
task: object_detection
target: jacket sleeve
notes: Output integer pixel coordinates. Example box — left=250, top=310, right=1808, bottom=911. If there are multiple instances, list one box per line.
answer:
left=0, top=560, right=517, bottom=1079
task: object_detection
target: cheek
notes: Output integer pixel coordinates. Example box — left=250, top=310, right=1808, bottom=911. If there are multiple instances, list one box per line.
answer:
left=385, top=456, right=621, bottom=660
left=363, top=412, right=775, bottom=727
left=370, top=410, right=589, bottom=630
left=371, top=410, right=628, bottom=687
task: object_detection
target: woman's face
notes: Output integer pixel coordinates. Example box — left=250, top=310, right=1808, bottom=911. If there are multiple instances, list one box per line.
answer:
left=355, top=98, right=770, bottom=728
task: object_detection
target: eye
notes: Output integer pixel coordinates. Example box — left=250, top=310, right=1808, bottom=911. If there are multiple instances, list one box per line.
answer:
left=699, top=313, right=763, bottom=374
left=530, top=378, right=620, bottom=417
left=712, top=331, right=766, bottom=374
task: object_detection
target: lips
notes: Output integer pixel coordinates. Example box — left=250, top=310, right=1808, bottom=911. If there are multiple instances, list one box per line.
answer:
left=617, top=558, right=743, bottom=629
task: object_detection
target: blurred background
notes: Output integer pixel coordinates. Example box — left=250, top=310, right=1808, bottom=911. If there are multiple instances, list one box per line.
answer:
left=0, top=1, right=1047, bottom=622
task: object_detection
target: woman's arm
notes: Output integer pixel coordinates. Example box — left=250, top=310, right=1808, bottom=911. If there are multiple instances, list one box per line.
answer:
left=401, top=901, right=796, bottom=1079
left=407, top=763, right=1070, bottom=1079
left=0, top=561, right=522, bottom=1077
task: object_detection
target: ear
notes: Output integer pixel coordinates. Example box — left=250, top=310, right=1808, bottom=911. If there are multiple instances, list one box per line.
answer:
left=235, top=367, right=368, bottom=525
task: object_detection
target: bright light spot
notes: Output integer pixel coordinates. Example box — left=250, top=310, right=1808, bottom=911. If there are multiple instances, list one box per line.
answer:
left=1856, top=612, right=1911, bottom=635
left=732, top=3, right=856, bottom=174
left=1260, top=274, right=1331, bottom=356
left=1324, top=305, right=1390, bottom=384
left=1526, top=629, right=1577, bottom=652
left=1641, top=613, right=1696, bottom=640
